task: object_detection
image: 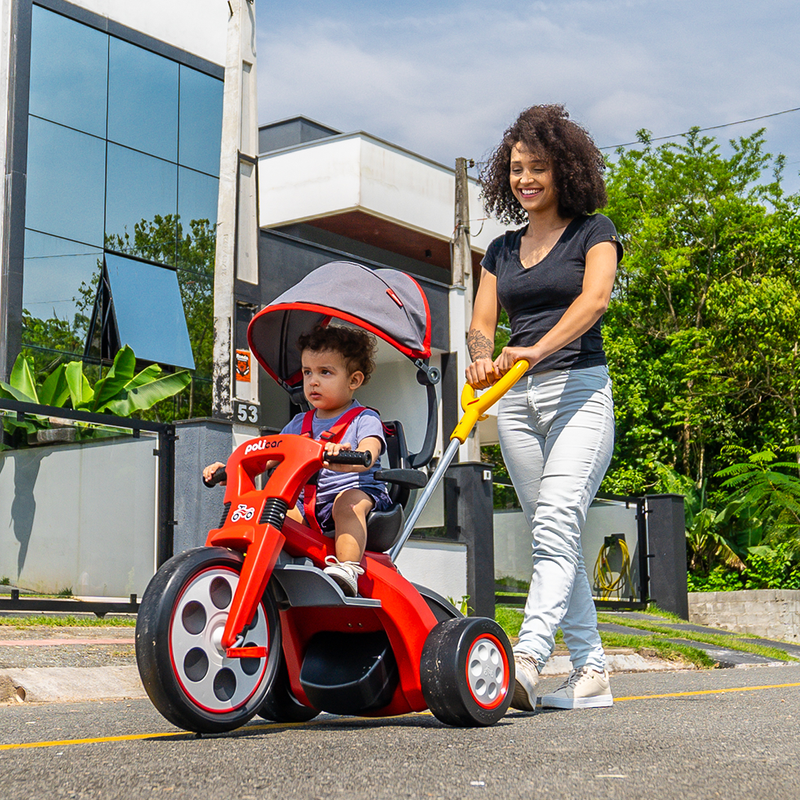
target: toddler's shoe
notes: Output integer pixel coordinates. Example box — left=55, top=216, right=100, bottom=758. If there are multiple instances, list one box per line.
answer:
left=510, top=653, right=540, bottom=711
left=540, top=666, right=613, bottom=709
left=323, top=556, right=364, bottom=597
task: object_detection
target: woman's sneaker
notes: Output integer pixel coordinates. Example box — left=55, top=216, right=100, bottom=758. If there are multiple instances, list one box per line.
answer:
left=510, top=653, right=540, bottom=711
left=540, top=666, right=613, bottom=709
left=323, top=556, right=365, bottom=597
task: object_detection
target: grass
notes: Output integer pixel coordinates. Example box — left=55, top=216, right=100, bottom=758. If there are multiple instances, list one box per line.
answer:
left=495, top=605, right=797, bottom=668
left=595, top=612, right=796, bottom=663
left=0, top=615, right=136, bottom=628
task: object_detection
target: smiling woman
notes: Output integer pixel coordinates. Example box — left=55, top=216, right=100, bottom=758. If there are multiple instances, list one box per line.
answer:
left=467, top=103, right=623, bottom=714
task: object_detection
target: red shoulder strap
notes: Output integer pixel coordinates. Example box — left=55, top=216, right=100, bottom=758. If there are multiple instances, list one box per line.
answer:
left=301, top=405, right=366, bottom=442
left=302, top=405, right=367, bottom=535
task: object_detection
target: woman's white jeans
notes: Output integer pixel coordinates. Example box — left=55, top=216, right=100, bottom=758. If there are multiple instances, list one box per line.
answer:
left=497, top=365, right=614, bottom=673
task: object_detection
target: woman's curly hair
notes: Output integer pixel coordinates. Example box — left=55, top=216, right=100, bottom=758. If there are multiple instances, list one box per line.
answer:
left=297, top=325, right=377, bottom=384
left=480, top=104, right=608, bottom=225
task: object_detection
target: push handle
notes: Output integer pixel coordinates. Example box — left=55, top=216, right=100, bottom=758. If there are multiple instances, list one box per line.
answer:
left=203, top=466, right=227, bottom=487
left=451, top=359, right=530, bottom=444
left=324, top=449, right=372, bottom=468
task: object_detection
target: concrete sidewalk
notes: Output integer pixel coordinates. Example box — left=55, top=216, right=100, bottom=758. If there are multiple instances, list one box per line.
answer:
left=1, top=612, right=798, bottom=704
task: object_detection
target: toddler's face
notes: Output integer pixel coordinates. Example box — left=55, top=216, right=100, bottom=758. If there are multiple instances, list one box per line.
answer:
left=301, top=349, right=363, bottom=417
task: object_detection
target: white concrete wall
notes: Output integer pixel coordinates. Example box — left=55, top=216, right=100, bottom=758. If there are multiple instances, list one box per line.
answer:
left=258, top=133, right=507, bottom=253
left=72, top=0, right=227, bottom=65
left=0, top=436, right=160, bottom=596
left=394, top=539, right=467, bottom=604
left=494, top=499, right=642, bottom=600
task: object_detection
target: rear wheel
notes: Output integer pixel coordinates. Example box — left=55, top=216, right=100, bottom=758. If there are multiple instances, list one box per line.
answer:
left=136, top=547, right=281, bottom=733
left=420, top=617, right=513, bottom=727
left=258, top=652, right=319, bottom=723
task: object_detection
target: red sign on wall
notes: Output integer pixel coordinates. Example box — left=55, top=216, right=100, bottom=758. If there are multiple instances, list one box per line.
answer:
left=235, top=350, right=251, bottom=382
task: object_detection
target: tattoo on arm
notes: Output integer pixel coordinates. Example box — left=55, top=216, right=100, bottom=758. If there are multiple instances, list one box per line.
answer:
left=467, top=329, right=494, bottom=361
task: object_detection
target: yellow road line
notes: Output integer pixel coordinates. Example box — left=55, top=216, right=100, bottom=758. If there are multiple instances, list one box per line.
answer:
left=3, top=682, right=799, bottom=752
left=0, top=720, right=303, bottom=751
left=614, top=681, right=800, bottom=702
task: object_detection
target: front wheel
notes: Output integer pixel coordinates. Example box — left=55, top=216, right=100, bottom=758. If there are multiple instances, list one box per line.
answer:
left=136, top=547, right=281, bottom=733
left=420, top=617, right=513, bottom=727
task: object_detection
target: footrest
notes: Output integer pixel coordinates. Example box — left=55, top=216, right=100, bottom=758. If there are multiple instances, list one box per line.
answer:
left=226, top=646, right=268, bottom=658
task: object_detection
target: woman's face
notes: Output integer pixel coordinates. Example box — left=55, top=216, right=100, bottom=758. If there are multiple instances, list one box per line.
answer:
left=509, top=142, right=558, bottom=216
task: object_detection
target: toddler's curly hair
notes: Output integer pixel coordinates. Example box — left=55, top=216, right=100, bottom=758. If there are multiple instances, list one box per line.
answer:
left=297, top=326, right=377, bottom=385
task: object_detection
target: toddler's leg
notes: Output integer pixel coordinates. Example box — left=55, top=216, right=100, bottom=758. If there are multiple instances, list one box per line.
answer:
left=322, top=489, right=374, bottom=597
left=330, top=488, right=373, bottom=562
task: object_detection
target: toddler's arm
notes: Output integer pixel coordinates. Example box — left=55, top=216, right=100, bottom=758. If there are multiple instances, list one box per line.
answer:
left=202, top=461, right=227, bottom=484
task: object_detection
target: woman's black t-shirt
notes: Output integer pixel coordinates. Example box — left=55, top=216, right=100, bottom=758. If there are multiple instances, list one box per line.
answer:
left=480, top=213, right=623, bottom=374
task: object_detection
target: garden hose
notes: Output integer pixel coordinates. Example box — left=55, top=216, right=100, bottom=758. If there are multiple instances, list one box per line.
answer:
left=593, top=535, right=632, bottom=600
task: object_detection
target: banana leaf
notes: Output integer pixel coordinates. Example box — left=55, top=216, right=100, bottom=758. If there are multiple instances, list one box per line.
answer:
left=104, top=370, right=191, bottom=415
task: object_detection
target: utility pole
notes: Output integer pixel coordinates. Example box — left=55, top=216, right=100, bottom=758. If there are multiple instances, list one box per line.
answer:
left=452, top=157, right=480, bottom=462
left=212, top=0, right=260, bottom=420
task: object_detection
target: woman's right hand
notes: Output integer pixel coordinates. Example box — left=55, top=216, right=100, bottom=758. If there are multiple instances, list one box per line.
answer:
left=465, top=357, right=500, bottom=389
left=202, top=461, right=227, bottom=485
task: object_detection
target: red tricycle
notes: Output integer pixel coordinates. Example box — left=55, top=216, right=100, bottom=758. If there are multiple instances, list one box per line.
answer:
left=135, top=261, right=528, bottom=732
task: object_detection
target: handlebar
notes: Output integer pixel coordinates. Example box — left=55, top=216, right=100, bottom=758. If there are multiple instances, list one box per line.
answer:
left=203, top=466, right=227, bottom=487
left=324, top=449, right=372, bottom=468
left=451, top=359, right=530, bottom=444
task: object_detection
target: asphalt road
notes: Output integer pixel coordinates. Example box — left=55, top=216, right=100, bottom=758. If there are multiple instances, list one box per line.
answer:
left=2, top=665, right=799, bottom=800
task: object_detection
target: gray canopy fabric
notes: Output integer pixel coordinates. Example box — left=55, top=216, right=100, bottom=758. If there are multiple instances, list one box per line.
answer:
left=247, top=261, right=432, bottom=391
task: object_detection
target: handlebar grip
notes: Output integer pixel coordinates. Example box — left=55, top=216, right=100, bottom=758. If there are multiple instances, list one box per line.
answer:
left=203, top=466, right=227, bottom=487
left=452, top=359, right=530, bottom=444
left=324, top=450, right=372, bottom=468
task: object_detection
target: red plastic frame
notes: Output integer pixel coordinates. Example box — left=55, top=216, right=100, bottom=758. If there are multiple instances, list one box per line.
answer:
left=204, top=432, right=439, bottom=716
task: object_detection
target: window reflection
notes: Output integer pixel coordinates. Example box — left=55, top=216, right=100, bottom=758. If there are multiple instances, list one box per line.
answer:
left=179, top=66, right=223, bottom=176
left=106, top=144, right=178, bottom=264
left=178, top=168, right=218, bottom=230
left=108, top=36, right=178, bottom=161
left=21, top=6, right=222, bottom=400
left=25, top=117, right=106, bottom=246
left=104, top=254, right=195, bottom=369
left=21, top=230, right=102, bottom=356
left=177, top=269, right=213, bottom=377
left=29, top=5, right=108, bottom=138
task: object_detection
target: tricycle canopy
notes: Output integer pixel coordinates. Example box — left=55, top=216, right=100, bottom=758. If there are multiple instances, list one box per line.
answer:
left=247, top=261, right=432, bottom=393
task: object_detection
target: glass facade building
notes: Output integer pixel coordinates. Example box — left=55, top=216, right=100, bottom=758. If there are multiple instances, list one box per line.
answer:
left=19, top=3, right=223, bottom=406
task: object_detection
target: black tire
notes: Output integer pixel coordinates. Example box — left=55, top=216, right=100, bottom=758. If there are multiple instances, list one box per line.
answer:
left=420, top=617, right=514, bottom=727
left=258, top=652, right=319, bottom=723
left=135, top=547, right=281, bottom=733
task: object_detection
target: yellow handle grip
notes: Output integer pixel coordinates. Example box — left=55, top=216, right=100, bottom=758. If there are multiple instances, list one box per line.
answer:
left=451, top=359, right=530, bottom=443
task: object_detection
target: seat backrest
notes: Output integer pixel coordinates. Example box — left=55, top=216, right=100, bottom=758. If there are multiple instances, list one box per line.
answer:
left=382, top=420, right=411, bottom=507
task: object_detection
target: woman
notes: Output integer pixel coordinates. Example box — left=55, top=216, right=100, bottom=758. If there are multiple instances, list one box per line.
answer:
left=466, top=104, right=622, bottom=711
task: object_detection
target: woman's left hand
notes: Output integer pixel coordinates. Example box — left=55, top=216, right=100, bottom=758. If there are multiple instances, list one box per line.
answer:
left=493, top=346, right=537, bottom=375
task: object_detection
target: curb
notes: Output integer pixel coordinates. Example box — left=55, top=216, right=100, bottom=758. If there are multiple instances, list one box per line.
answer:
left=0, top=666, right=147, bottom=704
left=0, top=654, right=680, bottom=705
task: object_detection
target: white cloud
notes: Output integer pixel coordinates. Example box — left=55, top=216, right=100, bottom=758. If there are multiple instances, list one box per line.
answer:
left=256, top=0, right=800, bottom=189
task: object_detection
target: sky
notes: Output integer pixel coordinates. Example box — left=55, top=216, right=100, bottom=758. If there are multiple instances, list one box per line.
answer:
left=255, top=0, right=800, bottom=194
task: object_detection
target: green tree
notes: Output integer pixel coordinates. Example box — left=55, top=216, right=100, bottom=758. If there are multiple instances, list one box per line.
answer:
left=602, top=127, right=800, bottom=495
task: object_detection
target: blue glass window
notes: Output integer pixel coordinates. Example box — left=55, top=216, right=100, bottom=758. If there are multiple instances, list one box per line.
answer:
left=22, top=6, right=222, bottom=384
left=106, top=144, right=178, bottom=263
left=179, top=167, right=218, bottom=227
left=25, top=116, right=106, bottom=246
left=104, top=254, right=195, bottom=369
left=107, top=36, right=179, bottom=161
left=22, top=231, right=102, bottom=354
left=179, top=66, right=223, bottom=176
left=28, top=5, right=108, bottom=138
